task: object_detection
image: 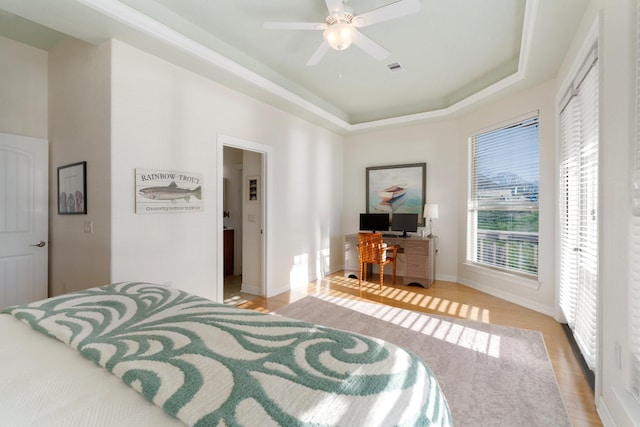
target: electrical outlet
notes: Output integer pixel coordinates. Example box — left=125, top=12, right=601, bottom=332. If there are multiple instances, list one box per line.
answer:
left=83, top=220, right=94, bottom=234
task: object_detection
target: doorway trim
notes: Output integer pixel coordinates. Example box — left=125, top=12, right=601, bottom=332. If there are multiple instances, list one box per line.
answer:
left=216, top=133, right=272, bottom=303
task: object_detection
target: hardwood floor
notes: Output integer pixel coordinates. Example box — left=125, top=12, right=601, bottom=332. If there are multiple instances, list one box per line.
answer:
left=237, top=272, right=602, bottom=427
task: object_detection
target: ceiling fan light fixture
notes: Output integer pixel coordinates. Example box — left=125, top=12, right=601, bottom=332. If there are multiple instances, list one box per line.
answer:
left=323, top=21, right=355, bottom=50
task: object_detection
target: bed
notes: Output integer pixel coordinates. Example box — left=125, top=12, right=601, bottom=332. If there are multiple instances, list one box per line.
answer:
left=0, top=282, right=452, bottom=426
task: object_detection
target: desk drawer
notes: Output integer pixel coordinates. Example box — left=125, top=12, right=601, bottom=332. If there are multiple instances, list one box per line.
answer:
left=406, top=254, right=428, bottom=277
left=403, top=241, right=428, bottom=255
left=344, top=239, right=359, bottom=270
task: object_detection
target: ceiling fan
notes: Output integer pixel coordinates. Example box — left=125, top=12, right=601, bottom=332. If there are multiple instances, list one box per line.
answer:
left=263, top=0, right=421, bottom=66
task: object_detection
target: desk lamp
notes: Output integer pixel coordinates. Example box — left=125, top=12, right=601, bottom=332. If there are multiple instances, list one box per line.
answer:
left=423, top=203, right=439, bottom=236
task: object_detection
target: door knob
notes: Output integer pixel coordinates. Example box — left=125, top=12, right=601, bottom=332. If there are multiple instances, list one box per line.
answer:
left=29, top=241, right=46, bottom=248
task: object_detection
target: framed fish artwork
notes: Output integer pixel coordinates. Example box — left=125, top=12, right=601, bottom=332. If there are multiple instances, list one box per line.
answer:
left=58, top=161, right=87, bottom=215
left=135, top=168, right=203, bottom=214
left=366, top=163, right=426, bottom=215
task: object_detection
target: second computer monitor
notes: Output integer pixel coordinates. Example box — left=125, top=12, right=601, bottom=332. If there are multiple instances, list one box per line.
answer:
left=391, top=213, right=419, bottom=237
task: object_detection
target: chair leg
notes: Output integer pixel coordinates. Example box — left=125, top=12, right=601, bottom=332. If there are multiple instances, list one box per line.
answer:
left=379, top=264, right=384, bottom=290
left=358, top=263, right=363, bottom=287
left=392, top=260, right=397, bottom=285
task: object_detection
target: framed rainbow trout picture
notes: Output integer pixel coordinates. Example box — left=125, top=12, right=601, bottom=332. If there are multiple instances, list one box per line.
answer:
left=135, top=168, right=203, bottom=214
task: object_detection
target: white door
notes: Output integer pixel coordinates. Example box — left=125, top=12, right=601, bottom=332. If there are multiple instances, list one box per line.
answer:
left=0, top=133, right=48, bottom=309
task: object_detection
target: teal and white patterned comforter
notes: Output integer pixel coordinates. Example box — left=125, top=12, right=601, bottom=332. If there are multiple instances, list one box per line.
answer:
left=2, top=282, right=452, bottom=426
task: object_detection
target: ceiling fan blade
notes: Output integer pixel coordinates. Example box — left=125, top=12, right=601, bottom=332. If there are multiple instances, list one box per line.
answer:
left=263, top=22, right=326, bottom=30
left=352, top=30, right=390, bottom=61
left=306, top=42, right=331, bottom=66
left=352, top=0, right=421, bottom=28
left=325, top=0, right=346, bottom=14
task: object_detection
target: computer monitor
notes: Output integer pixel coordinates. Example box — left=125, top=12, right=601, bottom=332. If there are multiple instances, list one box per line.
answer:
left=391, top=213, right=419, bottom=237
left=359, top=213, right=390, bottom=233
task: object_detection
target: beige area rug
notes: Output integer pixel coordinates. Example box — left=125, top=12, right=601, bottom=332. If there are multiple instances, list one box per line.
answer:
left=275, top=294, right=571, bottom=427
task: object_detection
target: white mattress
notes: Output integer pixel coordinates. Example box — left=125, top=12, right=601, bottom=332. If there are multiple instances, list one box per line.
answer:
left=0, top=314, right=185, bottom=427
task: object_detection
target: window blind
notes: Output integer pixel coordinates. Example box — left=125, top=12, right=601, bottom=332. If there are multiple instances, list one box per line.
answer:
left=467, top=115, right=539, bottom=276
left=558, top=46, right=599, bottom=370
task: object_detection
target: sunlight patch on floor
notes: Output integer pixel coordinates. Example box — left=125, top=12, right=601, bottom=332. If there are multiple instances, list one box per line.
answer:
left=314, top=293, right=502, bottom=358
left=224, top=294, right=254, bottom=306
left=327, top=275, right=491, bottom=323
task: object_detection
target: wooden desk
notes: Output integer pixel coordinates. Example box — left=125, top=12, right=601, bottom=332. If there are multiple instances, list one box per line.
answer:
left=344, top=233, right=437, bottom=288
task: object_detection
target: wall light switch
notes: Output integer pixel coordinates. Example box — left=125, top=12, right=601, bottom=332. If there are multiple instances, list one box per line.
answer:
left=248, top=214, right=256, bottom=223
left=84, top=220, right=94, bottom=234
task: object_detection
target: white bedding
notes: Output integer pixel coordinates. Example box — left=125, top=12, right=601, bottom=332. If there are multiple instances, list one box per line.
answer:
left=1, top=283, right=452, bottom=426
left=0, top=314, right=185, bottom=427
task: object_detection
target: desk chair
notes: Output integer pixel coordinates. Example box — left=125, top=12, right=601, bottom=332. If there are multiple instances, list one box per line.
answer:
left=357, top=232, right=398, bottom=290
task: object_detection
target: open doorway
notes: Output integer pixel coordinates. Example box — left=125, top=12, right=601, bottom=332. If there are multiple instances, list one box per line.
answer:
left=216, top=134, right=271, bottom=304
left=221, top=147, right=257, bottom=304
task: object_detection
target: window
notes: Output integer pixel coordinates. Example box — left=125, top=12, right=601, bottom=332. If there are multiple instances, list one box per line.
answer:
left=467, top=115, right=540, bottom=277
left=558, top=45, right=598, bottom=371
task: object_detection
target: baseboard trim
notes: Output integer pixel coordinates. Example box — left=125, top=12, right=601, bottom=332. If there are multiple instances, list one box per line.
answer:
left=240, top=284, right=261, bottom=295
left=457, top=277, right=555, bottom=317
left=435, top=274, right=458, bottom=283
left=597, top=393, right=615, bottom=427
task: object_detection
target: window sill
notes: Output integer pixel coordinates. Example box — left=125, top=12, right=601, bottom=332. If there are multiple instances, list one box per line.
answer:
left=463, top=262, right=540, bottom=290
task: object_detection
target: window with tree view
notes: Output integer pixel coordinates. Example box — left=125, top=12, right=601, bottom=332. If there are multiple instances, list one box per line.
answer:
left=467, top=115, right=539, bottom=277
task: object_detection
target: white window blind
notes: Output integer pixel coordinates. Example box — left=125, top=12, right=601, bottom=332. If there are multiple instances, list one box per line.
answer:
left=558, top=46, right=599, bottom=370
left=467, top=115, right=539, bottom=276
left=631, top=0, right=640, bottom=403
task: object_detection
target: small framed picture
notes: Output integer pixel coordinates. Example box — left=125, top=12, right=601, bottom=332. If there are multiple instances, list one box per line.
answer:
left=247, top=175, right=259, bottom=203
left=58, top=161, right=87, bottom=214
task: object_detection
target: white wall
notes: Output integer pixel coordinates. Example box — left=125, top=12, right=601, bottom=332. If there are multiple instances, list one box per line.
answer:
left=597, top=4, right=638, bottom=422
left=0, top=36, right=47, bottom=139
left=48, top=37, right=112, bottom=295
left=109, top=40, right=343, bottom=300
